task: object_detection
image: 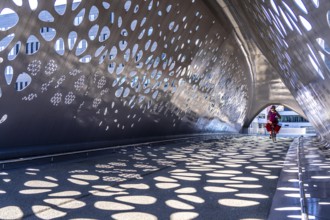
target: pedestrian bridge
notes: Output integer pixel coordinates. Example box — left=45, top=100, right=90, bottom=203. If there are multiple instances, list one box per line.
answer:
left=0, top=1, right=329, bottom=157
left=1, top=1, right=330, bottom=219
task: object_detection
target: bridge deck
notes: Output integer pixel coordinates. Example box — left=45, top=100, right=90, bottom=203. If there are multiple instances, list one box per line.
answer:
left=0, top=135, right=328, bottom=219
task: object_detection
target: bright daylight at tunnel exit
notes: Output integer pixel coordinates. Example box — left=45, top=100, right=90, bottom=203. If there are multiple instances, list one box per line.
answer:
left=0, top=0, right=330, bottom=219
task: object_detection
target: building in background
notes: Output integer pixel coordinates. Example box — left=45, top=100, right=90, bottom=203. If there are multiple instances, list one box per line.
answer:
left=249, top=105, right=316, bottom=136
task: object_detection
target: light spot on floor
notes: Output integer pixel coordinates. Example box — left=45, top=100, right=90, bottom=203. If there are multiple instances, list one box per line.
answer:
left=178, top=195, right=205, bottom=203
left=115, top=196, right=157, bottom=205
left=156, top=183, right=180, bottom=189
left=204, top=186, right=238, bottom=193
left=112, top=212, right=157, bottom=220
left=170, top=212, right=199, bottom=220
left=0, top=206, right=23, bottom=219
left=218, top=199, right=259, bottom=207
left=48, top=191, right=81, bottom=197
left=24, top=180, right=58, bottom=188
left=95, top=201, right=135, bottom=211
left=32, top=205, right=66, bottom=219
left=166, top=199, right=195, bottom=210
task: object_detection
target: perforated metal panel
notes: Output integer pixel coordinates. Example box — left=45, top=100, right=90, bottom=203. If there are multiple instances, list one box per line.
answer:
left=225, top=0, right=330, bottom=141
left=0, top=0, right=252, bottom=158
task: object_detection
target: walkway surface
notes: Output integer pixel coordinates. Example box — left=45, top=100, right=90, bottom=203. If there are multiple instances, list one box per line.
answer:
left=269, top=136, right=330, bottom=220
left=0, top=135, right=327, bottom=220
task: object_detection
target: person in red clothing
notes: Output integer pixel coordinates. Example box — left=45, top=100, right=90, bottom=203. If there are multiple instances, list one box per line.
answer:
left=265, top=105, right=281, bottom=138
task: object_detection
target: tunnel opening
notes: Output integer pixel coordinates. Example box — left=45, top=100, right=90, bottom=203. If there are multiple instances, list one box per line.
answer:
left=248, top=105, right=316, bottom=136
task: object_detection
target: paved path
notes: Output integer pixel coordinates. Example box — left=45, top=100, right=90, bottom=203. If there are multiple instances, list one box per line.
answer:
left=0, top=135, right=293, bottom=220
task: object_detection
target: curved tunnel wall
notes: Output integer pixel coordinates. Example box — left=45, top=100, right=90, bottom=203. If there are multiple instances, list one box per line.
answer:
left=0, top=1, right=252, bottom=159
left=226, top=0, right=330, bottom=142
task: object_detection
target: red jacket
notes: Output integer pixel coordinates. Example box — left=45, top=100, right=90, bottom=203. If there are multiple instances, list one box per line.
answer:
left=267, top=110, right=281, bottom=124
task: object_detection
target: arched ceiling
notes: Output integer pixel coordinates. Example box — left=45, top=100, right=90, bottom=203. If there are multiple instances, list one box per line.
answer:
left=219, top=0, right=330, bottom=141
left=0, top=0, right=329, bottom=159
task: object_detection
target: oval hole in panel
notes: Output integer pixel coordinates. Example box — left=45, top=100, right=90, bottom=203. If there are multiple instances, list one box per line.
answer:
left=131, top=19, right=137, bottom=31
left=282, top=2, right=297, bottom=21
left=0, top=8, right=19, bottom=30
left=116, top=63, right=125, bottom=75
left=299, top=16, right=312, bottom=31
left=73, top=8, right=85, bottom=26
left=108, top=62, right=116, bottom=74
left=95, top=45, right=105, bottom=57
left=293, top=0, right=308, bottom=14
left=123, top=88, right=130, bottom=97
left=12, top=0, right=22, bottom=6
left=134, top=5, right=139, bottom=13
left=40, top=27, right=56, bottom=41
left=121, top=29, right=128, bottom=36
left=0, top=114, right=8, bottom=124
left=130, top=77, right=138, bottom=88
left=99, top=49, right=108, bottom=64
left=148, top=27, right=153, bottom=36
left=99, top=26, right=110, bottom=42
left=124, top=48, right=130, bottom=62
left=169, top=21, right=175, bottom=30
left=38, top=10, right=54, bottom=22
left=124, top=1, right=132, bottom=12
left=8, top=41, right=21, bottom=61
left=150, top=69, right=157, bottom=79
left=75, top=39, right=88, bottom=56
left=68, top=31, right=77, bottom=50
left=135, top=50, right=143, bottom=62
left=140, top=17, right=147, bottom=27
left=131, top=44, right=138, bottom=58
left=312, top=0, right=319, bottom=8
left=0, top=34, right=15, bottom=52
left=115, top=87, right=124, bottom=97
left=26, top=35, right=40, bottom=55
left=16, top=72, right=32, bottom=91
left=89, top=5, right=99, bottom=21
left=72, top=0, right=81, bottom=11
left=55, top=38, right=65, bottom=55
left=145, top=40, right=151, bottom=51
left=109, top=46, right=117, bottom=60
left=152, top=90, right=158, bottom=99
left=79, top=55, right=91, bottom=63
left=166, top=5, right=172, bottom=13
left=151, top=42, right=157, bottom=52
left=153, top=57, right=160, bottom=68
left=88, top=24, right=99, bottom=41
left=138, top=29, right=145, bottom=39
left=148, top=0, right=153, bottom=10
left=29, top=0, right=38, bottom=10
left=102, top=2, right=110, bottom=9
left=54, top=0, right=67, bottom=15
left=118, top=16, right=123, bottom=28
left=5, top=66, right=13, bottom=85
left=316, top=38, right=330, bottom=54
left=119, top=40, right=128, bottom=51
left=279, top=7, right=293, bottom=31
